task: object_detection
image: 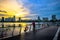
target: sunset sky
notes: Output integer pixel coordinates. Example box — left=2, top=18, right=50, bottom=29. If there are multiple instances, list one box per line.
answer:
left=0, top=0, right=60, bottom=20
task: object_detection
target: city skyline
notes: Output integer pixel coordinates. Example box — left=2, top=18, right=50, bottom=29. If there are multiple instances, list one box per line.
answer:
left=0, top=15, right=60, bottom=22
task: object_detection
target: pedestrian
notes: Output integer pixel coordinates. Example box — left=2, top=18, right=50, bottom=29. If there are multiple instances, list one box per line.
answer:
left=32, top=21, right=35, bottom=33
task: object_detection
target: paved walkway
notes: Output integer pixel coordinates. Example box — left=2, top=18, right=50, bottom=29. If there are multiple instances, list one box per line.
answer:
left=53, top=27, right=60, bottom=40
left=1, top=26, right=58, bottom=40
left=21, top=26, right=58, bottom=40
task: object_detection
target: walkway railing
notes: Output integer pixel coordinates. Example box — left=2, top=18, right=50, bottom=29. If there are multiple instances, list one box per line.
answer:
left=0, top=22, right=60, bottom=40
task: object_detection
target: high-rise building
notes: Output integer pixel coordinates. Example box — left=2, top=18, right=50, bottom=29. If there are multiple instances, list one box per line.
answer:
left=52, top=15, right=56, bottom=21
left=13, top=16, right=16, bottom=21
left=5, top=17, right=12, bottom=22
left=43, top=17, right=48, bottom=21
left=19, top=17, right=21, bottom=21
left=38, top=16, right=41, bottom=21
left=1, top=17, right=4, bottom=22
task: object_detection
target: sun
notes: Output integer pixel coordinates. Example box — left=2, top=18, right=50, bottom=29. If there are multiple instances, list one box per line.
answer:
left=15, top=11, right=29, bottom=17
left=15, top=12, right=24, bottom=17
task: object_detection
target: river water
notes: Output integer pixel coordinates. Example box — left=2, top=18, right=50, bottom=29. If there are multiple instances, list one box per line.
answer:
left=0, top=22, right=60, bottom=38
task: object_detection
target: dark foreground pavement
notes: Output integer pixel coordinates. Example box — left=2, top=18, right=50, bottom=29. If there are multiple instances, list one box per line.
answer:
left=1, top=26, right=58, bottom=40
left=22, top=26, right=58, bottom=40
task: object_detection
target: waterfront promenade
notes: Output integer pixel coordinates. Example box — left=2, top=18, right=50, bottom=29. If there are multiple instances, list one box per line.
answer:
left=1, top=26, right=59, bottom=40
left=21, top=26, right=58, bottom=40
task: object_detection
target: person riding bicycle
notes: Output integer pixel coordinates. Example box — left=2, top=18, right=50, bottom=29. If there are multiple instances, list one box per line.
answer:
left=24, top=25, right=28, bottom=33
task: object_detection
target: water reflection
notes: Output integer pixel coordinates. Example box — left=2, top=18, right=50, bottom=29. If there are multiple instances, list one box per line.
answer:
left=0, top=22, right=27, bottom=38
left=0, top=22, right=60, bottom=38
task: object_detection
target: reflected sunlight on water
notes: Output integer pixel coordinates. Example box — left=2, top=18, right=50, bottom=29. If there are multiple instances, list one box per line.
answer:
left=20, top=23, right=27, bottom=33
left=0, top=22, right=27, bottom=33
left=0, top=22, right=60, bottom=37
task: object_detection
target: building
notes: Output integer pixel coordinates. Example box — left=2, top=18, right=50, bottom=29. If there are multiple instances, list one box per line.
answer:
left=1, top=17, right=4, bottom=22
left=4, top=16, right=16, bottom=22
left=12, top=16, right=16, bottom=22
left=43, top=17, right=48, bottom=21
left=38, top=16, right=41, bottom=21
left=52, top=15, right=56, bottom=21
left=5, top=17, right=12, bottom=22
left=18, top=17, right=21, bottom=21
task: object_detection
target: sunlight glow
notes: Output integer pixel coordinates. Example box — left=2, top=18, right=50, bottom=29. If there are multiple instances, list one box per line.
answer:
left=0, top=0, right=29, bottom=18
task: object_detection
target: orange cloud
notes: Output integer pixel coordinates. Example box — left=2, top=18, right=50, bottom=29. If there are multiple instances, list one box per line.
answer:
left=0, top=0, right=29, bottom=18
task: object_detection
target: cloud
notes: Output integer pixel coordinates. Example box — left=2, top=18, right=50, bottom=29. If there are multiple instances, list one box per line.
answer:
left=26, top=14, right=38, bottom=17
left=0, top=14, right=8, bottom=16
left=1, top=0, right=59, bottom=19
left=0, top=10, right=7, bottom=13
left=21, top=14, right=39, bottom=20
left=0, top=0, right=29, bottom=18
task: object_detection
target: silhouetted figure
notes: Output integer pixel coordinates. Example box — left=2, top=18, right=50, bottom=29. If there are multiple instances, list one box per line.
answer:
left=32, top=21, right=35, bottom=33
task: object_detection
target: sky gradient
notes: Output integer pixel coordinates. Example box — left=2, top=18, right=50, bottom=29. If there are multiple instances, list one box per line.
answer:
left=0, top=0, right=60, bottom=20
